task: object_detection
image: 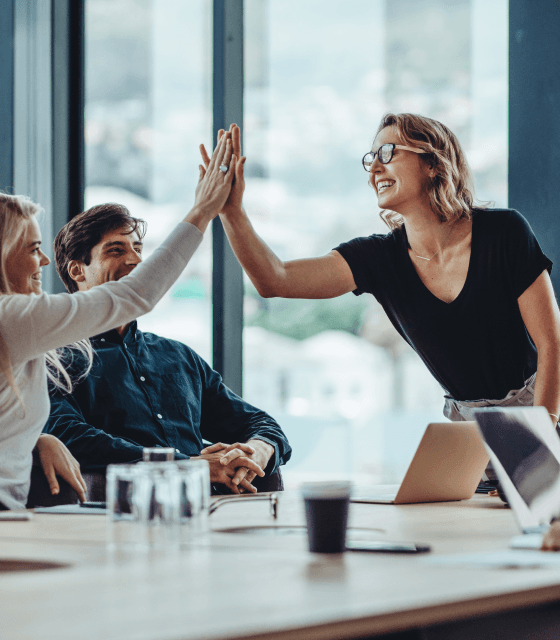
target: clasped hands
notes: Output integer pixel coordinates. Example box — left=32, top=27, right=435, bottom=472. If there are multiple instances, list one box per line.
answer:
left=197, top=439, right=274, bottom=494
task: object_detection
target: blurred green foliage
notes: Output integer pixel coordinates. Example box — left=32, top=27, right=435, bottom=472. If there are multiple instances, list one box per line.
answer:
left=245, top=287, right=368, bottom=341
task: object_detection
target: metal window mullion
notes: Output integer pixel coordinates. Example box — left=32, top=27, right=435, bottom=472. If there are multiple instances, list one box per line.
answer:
left=0, top=2, right=14, bottom=193
left=509, top=0, right=560, bottom=292
left=13, top=0, right=54, bottom=292
left=52, top=0, right=85, bottom=293
left=212, top=0, right=244, bottom=395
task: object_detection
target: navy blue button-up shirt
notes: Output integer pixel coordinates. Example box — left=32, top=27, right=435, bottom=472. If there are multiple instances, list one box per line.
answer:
left=45, top=322, right=291, bottom=474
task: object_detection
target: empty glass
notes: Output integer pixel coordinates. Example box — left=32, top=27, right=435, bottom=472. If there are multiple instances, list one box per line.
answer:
left=107, top=462, right=181, bottom=550
left=143, top=462, right=181, bottom=548
left=142, top=447, right=175, bottom=462
left=106, top=459, right=209, bottom=550
left=106, top=464, right=149, bottom=549
left=175, top=459, right=210, bottom=540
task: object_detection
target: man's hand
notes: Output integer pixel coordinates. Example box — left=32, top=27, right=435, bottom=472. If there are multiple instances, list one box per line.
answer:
left=201, top=439, right=274, bottom=493
left=199, top=124, right=246, bottom=216
left=35, top=434, right=87, bottom=502
left=195, top=442, right=265, bottom=495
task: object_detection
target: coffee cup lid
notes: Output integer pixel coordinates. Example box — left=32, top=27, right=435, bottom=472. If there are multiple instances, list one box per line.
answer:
left=300, top=481, right=352, bottom=499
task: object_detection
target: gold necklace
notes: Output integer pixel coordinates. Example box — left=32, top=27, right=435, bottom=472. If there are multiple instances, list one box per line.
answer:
left=410, top=223, right=456, bottom=262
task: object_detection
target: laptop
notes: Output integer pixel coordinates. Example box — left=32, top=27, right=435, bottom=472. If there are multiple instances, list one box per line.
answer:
left=473, top=406, right=560, bottom=550
left=351, top=422, right=489, bottom=504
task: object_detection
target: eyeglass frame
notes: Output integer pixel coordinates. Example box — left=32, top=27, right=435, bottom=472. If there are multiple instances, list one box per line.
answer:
left=362, top=143, right=426, bottom=172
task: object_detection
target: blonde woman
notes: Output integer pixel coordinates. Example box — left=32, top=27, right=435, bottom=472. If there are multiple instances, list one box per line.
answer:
left=202, top=116, right=560, bottom=438
left=0, top=133, right=236, bottom=510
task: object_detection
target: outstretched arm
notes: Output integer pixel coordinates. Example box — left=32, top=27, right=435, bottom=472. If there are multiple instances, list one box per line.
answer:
left=200, top=125, right=356, bottom=300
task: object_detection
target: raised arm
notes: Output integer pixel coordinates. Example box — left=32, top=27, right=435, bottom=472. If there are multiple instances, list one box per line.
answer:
left=1, top=134, right=236, bottom=367
left=200, top=125, right=356, bottom=300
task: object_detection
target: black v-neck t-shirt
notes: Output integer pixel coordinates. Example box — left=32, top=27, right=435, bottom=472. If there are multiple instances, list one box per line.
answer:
left=334, top=209, right=553, bottom=402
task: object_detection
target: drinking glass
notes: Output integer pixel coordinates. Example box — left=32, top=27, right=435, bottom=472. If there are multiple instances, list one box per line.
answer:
left=142, top=462, right=181, bottom=548
left=142, top=447, right=175, bottom=462
left=106, top=463, right=150, bottom=549
left=175, top=459, right=210, bottom=540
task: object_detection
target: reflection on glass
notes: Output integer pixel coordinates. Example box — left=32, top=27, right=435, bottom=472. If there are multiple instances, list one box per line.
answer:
left=243, top=0, right=508, bottom=487
left=85, top=0, right=212, bottom=361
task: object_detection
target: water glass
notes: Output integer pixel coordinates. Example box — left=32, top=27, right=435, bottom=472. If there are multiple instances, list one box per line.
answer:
left=142, top=462, right=181, bottom=548
left=175, top=459, right=210, bottom=540
left=107, top=462, right=181, bottom=550
left=106, top=464, right=149, bottom=549
left=143, top=447, right=175, bottom=462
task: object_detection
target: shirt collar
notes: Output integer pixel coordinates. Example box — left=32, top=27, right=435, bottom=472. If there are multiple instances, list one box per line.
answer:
left=94, top=320, right=139, bottom=344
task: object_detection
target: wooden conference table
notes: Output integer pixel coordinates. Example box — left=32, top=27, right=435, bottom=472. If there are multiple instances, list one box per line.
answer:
left=2, top=489, right=560, bottom=640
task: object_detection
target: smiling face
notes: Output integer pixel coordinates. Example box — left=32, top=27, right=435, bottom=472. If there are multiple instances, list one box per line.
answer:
left=69, top=226, right=143, bottom=291
left=5, top=216, right=51, bottom=295
left=369, top=126, right=433, bottom=215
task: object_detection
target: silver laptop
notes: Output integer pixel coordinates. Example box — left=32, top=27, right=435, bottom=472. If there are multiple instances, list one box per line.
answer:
left=351, top=422, right=489, bottom=505
left=473, top=406, right=560, bottom=549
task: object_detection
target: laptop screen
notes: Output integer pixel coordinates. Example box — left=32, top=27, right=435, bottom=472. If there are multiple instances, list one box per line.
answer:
left=474, top=407, right=560, bottom=532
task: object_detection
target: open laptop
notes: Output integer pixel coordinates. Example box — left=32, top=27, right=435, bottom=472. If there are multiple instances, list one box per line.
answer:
left=352, top=422, right=489, bottom=504
left=474, top=406, right=560, bottom=550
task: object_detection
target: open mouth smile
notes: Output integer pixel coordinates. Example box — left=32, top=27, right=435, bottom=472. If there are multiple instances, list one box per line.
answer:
left=376, top=180, right=395, bottom=195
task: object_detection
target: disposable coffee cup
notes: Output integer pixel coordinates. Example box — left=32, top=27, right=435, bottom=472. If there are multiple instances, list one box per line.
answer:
left=301, top=481, right=351, bottom=553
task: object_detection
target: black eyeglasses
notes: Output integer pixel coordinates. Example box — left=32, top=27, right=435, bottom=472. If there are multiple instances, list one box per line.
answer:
left=362, top=143, right=425, bottom=172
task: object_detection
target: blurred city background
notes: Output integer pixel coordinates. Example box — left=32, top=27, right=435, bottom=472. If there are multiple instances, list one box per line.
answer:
left=85, top=0, right=508, bottom=487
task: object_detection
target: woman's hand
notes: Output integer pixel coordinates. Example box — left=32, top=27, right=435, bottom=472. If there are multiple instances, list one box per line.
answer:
left=187, top=131, right=237, bottom=233
left=35, top=434, right=87, bottom=502
left=542, top=522, right=560, bottom=550
left=199, top=124, right=246, bottom=217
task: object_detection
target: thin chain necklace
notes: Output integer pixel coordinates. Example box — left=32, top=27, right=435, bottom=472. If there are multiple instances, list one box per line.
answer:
left=410, top=223, right=457, bottom=262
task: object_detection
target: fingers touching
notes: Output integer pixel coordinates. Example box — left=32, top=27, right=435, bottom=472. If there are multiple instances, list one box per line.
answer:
left=200, top=442, right=255, bottom=456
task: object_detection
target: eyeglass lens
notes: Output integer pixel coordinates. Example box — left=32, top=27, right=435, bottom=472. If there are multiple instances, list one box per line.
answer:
left=379, top=144, right=394, bottom=163
left=362, top=144, right=395, bottom=171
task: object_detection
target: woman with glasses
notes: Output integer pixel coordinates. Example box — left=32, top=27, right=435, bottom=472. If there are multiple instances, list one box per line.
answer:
left=0, top=134, right=236, bottom=510
left=202, top=115, right=560, bottom=434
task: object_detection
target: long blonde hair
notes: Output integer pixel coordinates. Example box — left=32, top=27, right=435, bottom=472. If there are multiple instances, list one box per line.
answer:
left=0, top=194, right=93, bottom=408
left=374, top=113, right=482, bottom=230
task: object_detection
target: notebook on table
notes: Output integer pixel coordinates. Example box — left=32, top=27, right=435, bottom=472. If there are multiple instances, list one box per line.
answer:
left=473, top=406, right=560, bottom=550
left=351, top=422, right=489, bottom=505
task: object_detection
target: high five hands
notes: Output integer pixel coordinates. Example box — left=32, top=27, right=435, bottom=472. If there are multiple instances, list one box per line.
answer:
left=186, top=129, right=239, bottom=233
left=199, top=124, right=246, bottom=216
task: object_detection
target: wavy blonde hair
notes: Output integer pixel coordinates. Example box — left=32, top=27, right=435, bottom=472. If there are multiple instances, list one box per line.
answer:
left=0, top=194, right=93, bottom=410
left=374, top=113, right=482, bottom=230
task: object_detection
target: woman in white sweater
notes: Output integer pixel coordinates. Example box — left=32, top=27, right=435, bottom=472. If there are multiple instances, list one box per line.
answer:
left=0, top=133, right=236, bottom=510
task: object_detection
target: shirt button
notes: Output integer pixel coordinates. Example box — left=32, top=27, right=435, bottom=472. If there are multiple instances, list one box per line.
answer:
left=100, top=338, right=105, bottom=342
left=175, top=449, right=180, bottom=454
left=124, top=344, right=128, bottom=349
left=140, top=376, right=146, bottom=382
left=156, top=414, right=163, bottom=419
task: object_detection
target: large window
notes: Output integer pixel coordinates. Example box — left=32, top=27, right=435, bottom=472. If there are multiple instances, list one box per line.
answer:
left=85, top=0, right=213, bottom=361
left=243, top=0, right=508, bottom=487
left=85, top=0, right=508, bottom=488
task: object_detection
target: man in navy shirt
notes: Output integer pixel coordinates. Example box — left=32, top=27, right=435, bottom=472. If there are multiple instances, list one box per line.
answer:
left=44, top=204, right=291, bottom=494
